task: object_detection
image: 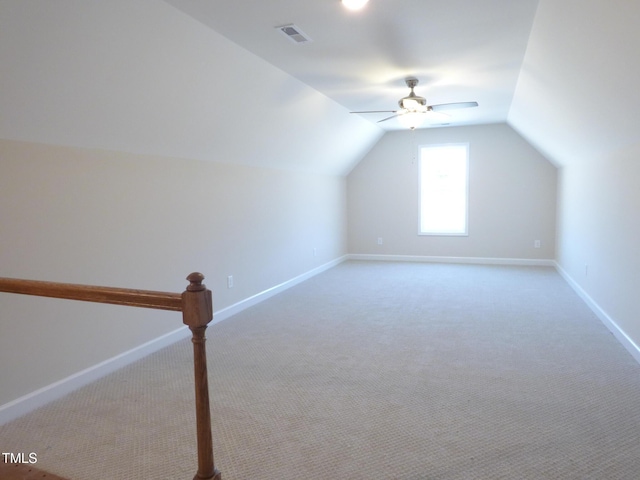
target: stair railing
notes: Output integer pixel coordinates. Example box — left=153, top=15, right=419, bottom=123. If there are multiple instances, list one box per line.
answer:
left=0, top=272, right=221, bottom=480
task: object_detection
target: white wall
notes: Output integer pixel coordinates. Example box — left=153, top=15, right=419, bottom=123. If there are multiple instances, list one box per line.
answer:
left=508, top=0, right=640, bottom=358
left=556, top=143, right=640, bottom=352
left=347, top=123, right=557, bottom=260
left=0, top=139, right=347, bottom=407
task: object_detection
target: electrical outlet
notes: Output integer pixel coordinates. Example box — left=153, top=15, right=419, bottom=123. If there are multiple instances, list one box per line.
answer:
left=585, top=265, right=588, bottom=277
left=534, top=240, right=541, bottom=248
left=313, top=248, right=317, bottom=257
left=227, top=275, right=234, bottom=288
left=377, top=237, right=383, bottom=245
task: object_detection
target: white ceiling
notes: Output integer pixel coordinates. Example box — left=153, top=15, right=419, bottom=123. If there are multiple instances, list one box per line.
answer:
left=2, top=0, right=639, bottom=174
left=164, top=0, right=540, bottom=130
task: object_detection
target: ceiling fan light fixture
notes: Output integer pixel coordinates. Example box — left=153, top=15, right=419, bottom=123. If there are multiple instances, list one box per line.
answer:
left=397, top=111, right=426, bottom=130
left=400, top=98, right=427, bottom=112
left=342, top=0, right=369, bottom=11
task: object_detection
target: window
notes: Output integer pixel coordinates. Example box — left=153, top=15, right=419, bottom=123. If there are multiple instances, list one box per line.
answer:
left=419, top=143, right=469, bottom=236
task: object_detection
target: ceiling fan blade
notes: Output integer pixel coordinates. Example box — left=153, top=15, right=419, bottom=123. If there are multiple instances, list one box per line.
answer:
left=429, top=101, right=478, bottom=112
left=350, top=110, right=397, bottom=114
left=377, top=113, right=401, bottom=123
left=425, top=110, right=450, bottom=120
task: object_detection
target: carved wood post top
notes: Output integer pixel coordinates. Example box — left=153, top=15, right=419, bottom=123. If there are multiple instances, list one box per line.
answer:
left=182, top=272, right=213, bottom=328
left=186, top=272, right=206, bottom=291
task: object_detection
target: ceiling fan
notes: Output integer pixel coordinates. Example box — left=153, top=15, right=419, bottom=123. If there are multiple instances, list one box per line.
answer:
left=351, top=78, right=478, bottom=129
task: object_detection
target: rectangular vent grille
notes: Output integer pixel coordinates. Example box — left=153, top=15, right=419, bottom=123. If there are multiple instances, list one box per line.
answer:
left=276, top=24, right=312, bottom=44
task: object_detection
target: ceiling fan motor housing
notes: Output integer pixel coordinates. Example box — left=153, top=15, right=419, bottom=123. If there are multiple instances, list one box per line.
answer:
left=399, top=78, right=427, bottom=111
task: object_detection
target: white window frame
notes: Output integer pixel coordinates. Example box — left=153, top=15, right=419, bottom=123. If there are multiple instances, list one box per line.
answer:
left=418, top=143, right=469, bottom=236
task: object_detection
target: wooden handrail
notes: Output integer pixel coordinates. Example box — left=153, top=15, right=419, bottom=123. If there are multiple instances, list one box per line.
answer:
left=0, top=277, right=183, bottom=311
left=0, top=272, right=221, bottom=480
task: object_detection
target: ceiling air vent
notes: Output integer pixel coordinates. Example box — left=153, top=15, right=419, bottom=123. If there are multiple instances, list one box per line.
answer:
left=276, top=24, right=312, bottom=44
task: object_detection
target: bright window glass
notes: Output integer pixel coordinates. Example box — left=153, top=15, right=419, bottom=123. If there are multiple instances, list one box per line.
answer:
left=419, top=144, right=469, bottom=235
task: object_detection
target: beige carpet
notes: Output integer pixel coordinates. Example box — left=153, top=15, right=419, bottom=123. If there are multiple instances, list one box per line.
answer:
left=0, top=462, right=71, bottom=480
left=2, top=261, right=640, bottom=479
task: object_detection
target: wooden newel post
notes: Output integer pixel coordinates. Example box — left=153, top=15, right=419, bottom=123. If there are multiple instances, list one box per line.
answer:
left=182, top=272, right=222, bottom=480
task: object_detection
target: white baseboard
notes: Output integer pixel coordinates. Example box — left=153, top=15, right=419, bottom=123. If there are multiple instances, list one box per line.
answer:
left=347, top=253, right=556, bottom=267
left=213, top=255, right=348, bottom=324
left=0, top=255, right=348, bottom=426
left=555, top=262, right=640, bottom=365
left=0, top=326, right=191, bottom=425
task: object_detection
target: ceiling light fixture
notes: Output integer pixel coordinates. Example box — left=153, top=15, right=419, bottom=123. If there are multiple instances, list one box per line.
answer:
left=342, top=0, right=369, bottom=11
left=397, top=111, right=427, bottom=130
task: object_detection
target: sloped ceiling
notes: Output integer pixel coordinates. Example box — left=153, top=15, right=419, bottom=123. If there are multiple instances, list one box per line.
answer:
left=0, top=0, right=382, bottom=176
left=164, top=0, right=539, bottom=129
left=509, top=0, right=640, bottom=168
left=2, top=0, right=638, bottom=174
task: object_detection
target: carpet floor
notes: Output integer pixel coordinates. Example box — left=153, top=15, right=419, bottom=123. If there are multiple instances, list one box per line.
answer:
left=2, top=261, right=640, bottom=479
left=0, top=462, right=70, bottom=480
